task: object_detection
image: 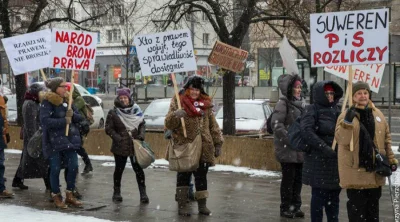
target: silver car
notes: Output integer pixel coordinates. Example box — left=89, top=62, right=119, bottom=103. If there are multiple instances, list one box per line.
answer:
left=143, top=98, right=171, bottom=132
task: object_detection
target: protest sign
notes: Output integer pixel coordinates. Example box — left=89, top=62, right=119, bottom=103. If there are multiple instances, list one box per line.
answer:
left=1, top=29, right=51, bottom=75
left=208, top=41, right=248, bottom=73
left=279, top=36, right=299, bottom=75
left=324, top=64, right=384, bottom=93
left=133, top=29, right=196, bottom=76
left=310, top=8, right=389, bottom=67
left=50, top=28, right=97, bottom=71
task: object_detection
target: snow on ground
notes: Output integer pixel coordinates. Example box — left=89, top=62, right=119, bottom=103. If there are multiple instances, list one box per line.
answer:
left=0, top=204, right=125, bottom=222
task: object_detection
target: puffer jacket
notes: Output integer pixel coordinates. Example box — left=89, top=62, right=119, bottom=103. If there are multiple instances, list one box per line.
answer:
left=272, top=74, right=306, bottom=163
left=164, top=94, right=224, bottom=166
left=335, top=101, right=398, bottom=189
left=105, top=98, right=145, bottom=156
left=300, top=81, right=343, bottom=189
left=40, top=92, right=83, bottom=158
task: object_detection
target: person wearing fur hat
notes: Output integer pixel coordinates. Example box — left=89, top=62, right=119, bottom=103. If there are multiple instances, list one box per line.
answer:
left=12, top=83, right=49, bottom=191
left=272, top=74, right=307, bottom=218
left=40, top=77, right=84, bottom=209
left=335, top=81, right=398, bottom=221
left=165, top=75, right=224, bottom=216
left=105, top=87, right=149, bottom=204
left=300, top=81, right=343, bottom=222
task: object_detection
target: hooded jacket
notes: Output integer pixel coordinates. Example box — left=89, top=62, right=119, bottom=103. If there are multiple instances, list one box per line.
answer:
left=272, top=74, right=306, bottom=163
left=300, top=81, right=343, bottom=189
left=40, top=92, right=83, bottom=158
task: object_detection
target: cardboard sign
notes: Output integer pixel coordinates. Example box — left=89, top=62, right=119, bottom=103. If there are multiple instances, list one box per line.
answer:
left=310, top=8, right=389, bottom=67
left=1, top=29, right=51, bottom=75
left=324, top=64, right=385, bottom=93
left=50, top=28, right=97, bottom=71
left=279, top=36, right=299, bottom=75
left=208, top=41, right=248, bottom=73
left=133, top=29, right=196, bottom=76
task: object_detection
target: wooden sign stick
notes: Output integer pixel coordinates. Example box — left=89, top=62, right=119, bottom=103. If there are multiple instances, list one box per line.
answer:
left=348, top=66, right=354, bottom=152
left=65, top=71, right=74, bottom=136
left=171, top=73, right=187, bottom=138
left=39, top=69, right=47, bottom=81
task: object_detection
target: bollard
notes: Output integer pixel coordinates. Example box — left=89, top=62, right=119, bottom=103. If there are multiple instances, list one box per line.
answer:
left=382, top=97, right=384, bottom=105
left=135, top=87, right=138, bottom=101
left=164, top=86, right=167, bottom=98
left=145, top=86, right=148, bottom=101
left=252, top=86, right=255, bottom=100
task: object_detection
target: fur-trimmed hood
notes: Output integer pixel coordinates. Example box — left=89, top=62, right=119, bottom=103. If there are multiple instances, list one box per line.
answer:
left=42, top=92, right=66, bottom=106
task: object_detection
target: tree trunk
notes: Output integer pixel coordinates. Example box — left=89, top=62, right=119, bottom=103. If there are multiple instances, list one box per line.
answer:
left=309, top=67, right=318, bottom=104
left=222, top=71, right=236, bottom=135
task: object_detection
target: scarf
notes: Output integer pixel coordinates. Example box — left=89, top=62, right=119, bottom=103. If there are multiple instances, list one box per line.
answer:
left=357, top=107, right=376, bottom=172
left=180, top=95, right=212, bottom=117
left=115, top=104, right=144, bottom=131
left=24, top=91, right=39, bottom=103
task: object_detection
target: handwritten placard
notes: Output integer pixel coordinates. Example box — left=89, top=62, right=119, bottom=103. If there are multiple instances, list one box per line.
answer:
left=1, top=29, right=51, bottom=75
left=208, top=41, right=248, bottom=73
left=310, top=8, right=389, bottom=67
left=49, top=28, right=97, bottom=71
left=133, top=29, right=197, bottom=76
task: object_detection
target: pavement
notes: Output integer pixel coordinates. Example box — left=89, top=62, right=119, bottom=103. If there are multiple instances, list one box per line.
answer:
left=1, top=152, right=398, bottom=222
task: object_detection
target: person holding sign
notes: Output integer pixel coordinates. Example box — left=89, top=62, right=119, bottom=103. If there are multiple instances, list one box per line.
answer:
left=40, top=77, right=83, bottom=209
left=165, top=76, right=224, bottom=216
left=105, top=88, right=149, bottom=204
left=300, top=81, right=343, bottom=222
left=335, top=82, right=398, bottom=221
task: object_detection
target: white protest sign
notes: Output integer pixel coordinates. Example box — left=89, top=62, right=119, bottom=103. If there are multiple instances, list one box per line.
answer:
left=1, top=29, right=51, bottom=75
left=324, top=64, right=385, bottom=93
left=310, top=8, right=389, bottom=67
left=279, top=36, right=299, bottom=75
left=49, top=28, right=97, bottom=71
left=133, top=29, right=196, bottom=76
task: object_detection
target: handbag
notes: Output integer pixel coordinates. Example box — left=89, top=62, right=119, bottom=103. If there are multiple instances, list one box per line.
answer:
left=27, top=128, right=43, bottom=158
left=167, top=134, right=202, bottom=172
left=133, top=139, right=155, bottom=169
left=359, top=121, right=392, bottom=177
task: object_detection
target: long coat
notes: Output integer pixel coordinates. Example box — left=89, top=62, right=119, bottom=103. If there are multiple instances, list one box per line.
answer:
left=272, top=74, right=305, bottom=163
left=105, top=99, right=145, bottom=157
left=16, top=99, right=49, bottom=179
left=40, top=92, right=83, bottom=158
left=164, top=95, right=224, bottom=166
left=335, top=101, right=398, bottom=189
left=300, top=81, right=343, bottom=190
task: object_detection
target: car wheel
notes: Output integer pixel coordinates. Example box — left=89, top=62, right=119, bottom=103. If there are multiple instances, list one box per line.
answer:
left=98, top=118, right=105, bottom=129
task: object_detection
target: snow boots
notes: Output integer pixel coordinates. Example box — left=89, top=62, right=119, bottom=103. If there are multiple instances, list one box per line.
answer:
left=176, top=186, right=191, bottom=216
left=195, top=190, right=211, bottom=215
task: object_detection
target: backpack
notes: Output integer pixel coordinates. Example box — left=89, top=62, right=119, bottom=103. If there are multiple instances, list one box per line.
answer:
left=84, top=103, right=95, bottom=125
left=266, top=99, right=289, bottom=134
left=78, top=103, right=94, bottom=136
left=287, top=105, right=318, bottom=153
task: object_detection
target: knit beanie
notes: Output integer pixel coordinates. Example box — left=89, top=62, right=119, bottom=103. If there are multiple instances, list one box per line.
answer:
left=45, top=77, right=64, bottom=92
left=117, top=88, right=131, bottom=98
left=28, top=82, right=46, bottom=96
left=352, top=81, right=370, bottom=95
left=324, top=84, right=334, bottom=92
left=293, top=80, right=302, bottom=88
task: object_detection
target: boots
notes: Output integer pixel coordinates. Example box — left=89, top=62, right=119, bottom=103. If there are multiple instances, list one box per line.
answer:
left=12, top=177, right=28, bottom=190
left=139, top=185, right=149, bottom=204
left=51, top=193, right=68, bottom=209
left=82, top=163, right=93, bottom=174
left=176, top=187, right=191, bottom=216
left=195, top=191, right=211, bottom=215
left=65, top=190, right=83, bottom=208
left=0, top=190, right=14, bottom=198
left=112, top=186, right=123, bottom=202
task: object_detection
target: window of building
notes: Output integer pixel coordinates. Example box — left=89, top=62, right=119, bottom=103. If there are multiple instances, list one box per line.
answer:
left=107, top=65, right=122, bottom=83
left=112, top=5, right=123, bottom=16
left=64, top=7, right=75, bottom=19
left=49, top=9, right=56, bottom=19
left=202, top=12, right=208, bottom=21
left=203, top=33, right=209, bottom=45
left=107, top=30, right=121, bottom=43
left=15, top=16, right=21, bottom=23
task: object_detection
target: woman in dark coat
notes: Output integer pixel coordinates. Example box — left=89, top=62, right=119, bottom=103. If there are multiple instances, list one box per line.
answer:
left=40, top=77, right=83, bottom=209
left=272, top=74, right=306, bottom=218
left=12, top=83, right=49, bottom=190
left=105, top=88, right=149, bottom=204
left=300, top=81, right=343, bottom=222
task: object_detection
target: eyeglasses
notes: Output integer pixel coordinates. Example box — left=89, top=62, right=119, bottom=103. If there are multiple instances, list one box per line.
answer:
left=58, top=85, right=68, bottom=88
left=325, top=92, right=335, bottom=96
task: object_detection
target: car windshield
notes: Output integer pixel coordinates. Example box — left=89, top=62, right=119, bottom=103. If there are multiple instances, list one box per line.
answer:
left=74, top=84, right=90, bottom=95
left=216, top=103, right=264, bottom=120
left=144, top=100, right=170, bottom=117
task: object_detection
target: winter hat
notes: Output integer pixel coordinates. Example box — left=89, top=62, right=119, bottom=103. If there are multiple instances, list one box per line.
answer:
left=183, top=75, right=208, bottom=95
left=45, top=77, right=65, bottom=92
left=293, top=80, right=302, bottom=88
left=352, top=81, right=370, bottom=95
left=117, top=88, right=131, bottom=98
left=324, top=84, right=334, bottom=92
left=28, top=82, right=46, bottom=96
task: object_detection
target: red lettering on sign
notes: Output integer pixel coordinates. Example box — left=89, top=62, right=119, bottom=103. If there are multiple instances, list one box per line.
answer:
left=352, top=31, right=364, bottom=47
left=376, top=46, right=387, bottom=61
left=367, top=48, right=376, bottom=61
left=70, top=32, right=77, bottom=44
left=53, top=57, right=60, bottom=66
left=372, top=77, right=380, bottom=88
left=325, top=33, right=339, bottom=48
left=313, top=53, right=322, bottom=65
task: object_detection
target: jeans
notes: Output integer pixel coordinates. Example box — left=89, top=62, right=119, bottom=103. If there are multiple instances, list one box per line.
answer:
left=347, top=187, right=381, bottom=222
left=49, top=149, right=78, bottom=194
left=0, top=149, right=5, bottom=192
left=177, top=163, right=209, bottom=191
left=311, top=187, right=341, bottom=222
left=280, top=162, right=303, bottom=212
left=113, top=154, right=145, bottom=188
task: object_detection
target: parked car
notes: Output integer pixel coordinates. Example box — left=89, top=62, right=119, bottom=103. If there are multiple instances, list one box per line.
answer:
left=6, top=94, right=17, bottom=125
left=215, top=99, right=273, bottom=135
left=143, top=98, right=171, bottom=131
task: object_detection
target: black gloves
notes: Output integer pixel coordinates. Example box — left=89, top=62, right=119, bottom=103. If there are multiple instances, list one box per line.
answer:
left=344, top=106, right=357, bottom=123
